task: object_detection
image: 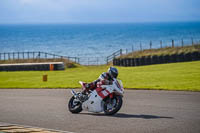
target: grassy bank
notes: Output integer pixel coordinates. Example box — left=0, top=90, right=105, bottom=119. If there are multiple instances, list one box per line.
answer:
left=0, top=61, right=200, bottom=91
left=120, top=44, right=200, bottom=58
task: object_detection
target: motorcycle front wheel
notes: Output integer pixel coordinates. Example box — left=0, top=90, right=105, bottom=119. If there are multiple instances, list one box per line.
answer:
left=103, top=95, right=123, bottom=115
left=68, top=96, right=82, bottom=113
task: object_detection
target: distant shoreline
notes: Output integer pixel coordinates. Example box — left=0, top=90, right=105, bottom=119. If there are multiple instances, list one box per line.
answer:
left=0, top=21, right=200, bottom=25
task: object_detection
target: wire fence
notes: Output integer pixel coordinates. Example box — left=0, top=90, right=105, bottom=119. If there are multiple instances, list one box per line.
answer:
left=123, top=37, right=200, bottom=55
left=0, top=51, right=79, bottom=64
left=78, top=57, right=107, bottom=65
left=105, top=37, right=200, bottom=65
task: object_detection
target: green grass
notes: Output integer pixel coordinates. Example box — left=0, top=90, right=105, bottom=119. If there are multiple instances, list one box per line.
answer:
left=0, top=61, right=200, bottom=91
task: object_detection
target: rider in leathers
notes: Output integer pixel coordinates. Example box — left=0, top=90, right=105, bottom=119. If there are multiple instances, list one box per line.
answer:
left=82, top=67, right=118, bottom=94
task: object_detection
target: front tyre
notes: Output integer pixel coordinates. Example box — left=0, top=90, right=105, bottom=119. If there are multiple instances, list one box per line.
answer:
left=68, top=96, right=82, bottom=113
left=104, top=95, right=123, bottom=115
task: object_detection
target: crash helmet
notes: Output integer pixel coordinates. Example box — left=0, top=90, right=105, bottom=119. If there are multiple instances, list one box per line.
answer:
left=108, top=67, right=118, bottom=79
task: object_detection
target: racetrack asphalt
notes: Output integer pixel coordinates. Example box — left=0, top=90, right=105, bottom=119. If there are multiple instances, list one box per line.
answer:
left=0, top=89, right=200, bottom=133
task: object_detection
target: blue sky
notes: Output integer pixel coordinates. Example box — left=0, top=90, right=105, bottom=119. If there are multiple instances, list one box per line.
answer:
left=0, top=0, right=200, bottom=24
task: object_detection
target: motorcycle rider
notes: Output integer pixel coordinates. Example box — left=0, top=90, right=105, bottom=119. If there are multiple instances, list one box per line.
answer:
left=79, top=67, right=118, bottom=100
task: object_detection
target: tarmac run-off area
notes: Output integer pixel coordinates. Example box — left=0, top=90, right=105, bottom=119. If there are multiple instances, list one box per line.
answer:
left=0, top=89, right=200, bottom=133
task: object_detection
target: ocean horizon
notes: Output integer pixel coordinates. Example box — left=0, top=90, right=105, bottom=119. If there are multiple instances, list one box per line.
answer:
left=0, top=21, right=200, bottom=64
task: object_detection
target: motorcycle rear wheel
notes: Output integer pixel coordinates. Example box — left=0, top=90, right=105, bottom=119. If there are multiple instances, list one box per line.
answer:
left=68, top=96, right=83, bottom=113
left=103, top=95, right=123, bottom=115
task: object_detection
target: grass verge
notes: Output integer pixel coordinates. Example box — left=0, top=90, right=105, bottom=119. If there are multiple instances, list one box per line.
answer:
left=0, top=61, right=200, bottom=91
left=120, top=44, right=200, bottom=58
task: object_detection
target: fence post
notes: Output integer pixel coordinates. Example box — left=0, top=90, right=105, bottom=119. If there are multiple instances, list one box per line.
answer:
left=27, top=52, right=29, bottom=59
left=45, top=53, right=47, bottom=58
left=8, top=53, right=10, bottom=60
left=13, top=52, right=15, bottom=60
left=191, top=38, right=194, bottom=45
left=150, top=41, right=152, bottom=49
left=126, top=49, right=128, bottom=54
left=38, top=52, right=40, bottom=59
left=33, top=52, right=34, bottom=59
left=120, top=49, right=122, bottom=56
left=0, top=53, right=1, bottom=60
left=172, top=40, right=174, bottom=47
left=182, top=39, right=184, bottom=47
left=112, top=53, right=115, bottom=59
left=140, top=42, right=142, bottom=51
left=132, top=46, right=134, bottom=57
left=4, top=53, right=6, bottom=60
left=22, top=52, right=24, bottom=59
left=160, top=40, right=162, bottom=48
left=132, top=45, right=134, bottom=52
left=18, top=52, right=20, bottom=59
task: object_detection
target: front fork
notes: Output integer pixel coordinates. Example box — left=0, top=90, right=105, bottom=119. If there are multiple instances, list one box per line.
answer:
left=71, top=89, right=78, bottom=98
left=71, top=89, right=88, bottom=103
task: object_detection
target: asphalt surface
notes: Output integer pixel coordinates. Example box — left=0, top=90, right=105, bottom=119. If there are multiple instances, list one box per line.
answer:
left=0, top=89, right=200, bottom=133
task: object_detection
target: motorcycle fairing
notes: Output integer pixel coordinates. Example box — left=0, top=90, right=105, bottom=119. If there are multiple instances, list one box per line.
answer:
left=96, top=87, right=111, bottom=99
left=82, top=90, right=103, bottom=112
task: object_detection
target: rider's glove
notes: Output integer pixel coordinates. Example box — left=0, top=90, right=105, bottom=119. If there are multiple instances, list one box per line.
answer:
left=85, top=83, right=90, bottom=89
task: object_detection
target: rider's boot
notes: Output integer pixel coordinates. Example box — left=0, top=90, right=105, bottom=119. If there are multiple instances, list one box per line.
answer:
left=77, top=83, right=92, bottom=102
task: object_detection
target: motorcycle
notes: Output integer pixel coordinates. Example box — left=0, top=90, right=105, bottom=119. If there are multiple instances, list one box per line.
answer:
left=68, top=79, right=124, bottom=115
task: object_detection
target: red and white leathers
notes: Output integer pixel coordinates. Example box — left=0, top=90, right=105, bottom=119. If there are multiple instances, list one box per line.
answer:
left=83, top=72, right=114, bottom=93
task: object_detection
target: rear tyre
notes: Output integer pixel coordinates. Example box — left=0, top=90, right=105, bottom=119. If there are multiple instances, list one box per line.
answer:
left=68, top=96, right=82, bottom=113
left=103, top=95, right=123, bottom=115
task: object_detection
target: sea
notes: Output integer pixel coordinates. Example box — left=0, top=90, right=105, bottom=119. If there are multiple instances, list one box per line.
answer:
left=0, top=22, right=200, bottom=64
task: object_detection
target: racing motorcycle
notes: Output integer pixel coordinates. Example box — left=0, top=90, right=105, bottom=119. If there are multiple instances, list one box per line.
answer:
left=68, top=79, right=124, bottom=115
